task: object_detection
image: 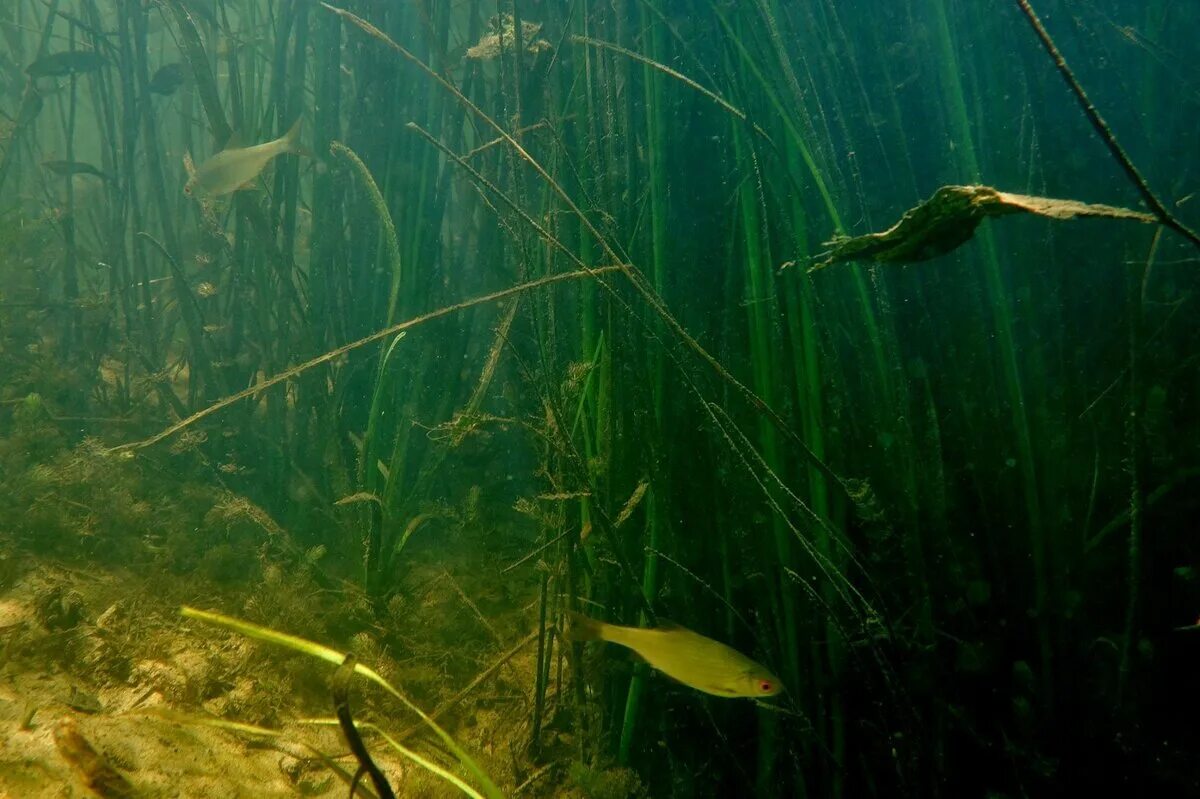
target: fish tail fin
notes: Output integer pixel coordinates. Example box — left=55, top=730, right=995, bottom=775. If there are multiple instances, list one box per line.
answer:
left=565, top=610, right=605, bottom=642
left=281, top=116, right=314, bottom=159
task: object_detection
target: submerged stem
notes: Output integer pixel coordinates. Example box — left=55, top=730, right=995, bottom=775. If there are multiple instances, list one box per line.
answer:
left=109, top=267, right=620, bottom=453
left=1013, top=0, right=1200, bottom=250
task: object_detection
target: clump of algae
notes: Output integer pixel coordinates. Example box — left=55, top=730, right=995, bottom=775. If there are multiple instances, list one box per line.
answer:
left=566, top=760, right=648, bottom=799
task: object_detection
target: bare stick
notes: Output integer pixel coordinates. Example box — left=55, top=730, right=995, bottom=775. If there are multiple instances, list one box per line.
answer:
left=571, top=35, right=767, bottom=137
left=107, top=267, right=620, bottom=453
left=1013, top=0, right=1200, bottom=251
left=397, top=631, right=540, bottom=741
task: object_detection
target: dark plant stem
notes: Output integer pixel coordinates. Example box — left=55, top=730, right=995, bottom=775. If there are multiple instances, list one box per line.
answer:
left=1012, top=0, right=1200, bottom=251
left=62, top=22, right=81, bottom=358
left=1117, top=231, right=1156, bottom=704
left=331, top=654, right=396, bottom=799
left=530, top=567, right=550, bottom=756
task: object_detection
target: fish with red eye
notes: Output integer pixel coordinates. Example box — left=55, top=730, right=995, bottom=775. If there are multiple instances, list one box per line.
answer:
left=566, top=610, right=784, bottom=699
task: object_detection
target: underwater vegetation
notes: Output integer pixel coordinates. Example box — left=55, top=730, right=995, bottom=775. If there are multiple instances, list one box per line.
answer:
left=1, top=0, right=1198, bottom=796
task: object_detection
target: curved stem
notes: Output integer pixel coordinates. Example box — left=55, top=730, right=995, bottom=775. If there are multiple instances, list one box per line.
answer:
left=331, top=141, right=404, bottom=325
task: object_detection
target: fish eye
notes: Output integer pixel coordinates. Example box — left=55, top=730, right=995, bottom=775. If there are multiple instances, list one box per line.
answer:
left=759, top=680, right=773, bottom=693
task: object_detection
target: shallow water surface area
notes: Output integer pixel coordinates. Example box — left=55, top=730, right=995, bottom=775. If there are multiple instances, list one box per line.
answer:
left=1, top=1, right=1198, bottom=796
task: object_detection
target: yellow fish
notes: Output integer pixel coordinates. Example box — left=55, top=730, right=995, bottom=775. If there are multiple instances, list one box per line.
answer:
left=185, top=117, right=308, bottom=197
left=566, top=610, right=783, bottom=699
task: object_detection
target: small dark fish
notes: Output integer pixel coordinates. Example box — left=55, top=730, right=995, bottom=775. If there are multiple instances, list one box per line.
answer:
left=148, top=62, right=184, bottom=95
left=26, top=50, right=108, bottom=78
left=65, top=685, right=104, bottom=714
left=42, top=160, right=111, bottom=181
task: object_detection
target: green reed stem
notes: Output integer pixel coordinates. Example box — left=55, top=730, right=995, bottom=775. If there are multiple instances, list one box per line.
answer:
left=929, top=0, right=1048, bottom=704
left=331, top=141, right=404, bottom=326
left=180, top=606, right=503, bottom=798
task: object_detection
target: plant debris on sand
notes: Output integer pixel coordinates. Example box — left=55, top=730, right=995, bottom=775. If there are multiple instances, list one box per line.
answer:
left=0, top=439, right=638, bottom=797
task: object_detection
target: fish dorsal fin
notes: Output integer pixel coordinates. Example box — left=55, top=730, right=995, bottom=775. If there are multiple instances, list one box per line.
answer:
left=221, top=127, right=244, bottom=150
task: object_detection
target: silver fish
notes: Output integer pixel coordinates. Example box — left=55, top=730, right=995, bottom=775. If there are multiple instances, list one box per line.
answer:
left=185, top=117, right=307, bottom=197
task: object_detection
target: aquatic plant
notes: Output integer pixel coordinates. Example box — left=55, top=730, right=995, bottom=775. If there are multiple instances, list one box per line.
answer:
left=180, top=604, right=504, bottom=798
left=1, top=0, right=1197, bottom=795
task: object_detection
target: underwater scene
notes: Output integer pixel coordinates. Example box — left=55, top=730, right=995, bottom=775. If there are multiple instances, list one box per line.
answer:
left=1, top=0, right=1198, bottom=796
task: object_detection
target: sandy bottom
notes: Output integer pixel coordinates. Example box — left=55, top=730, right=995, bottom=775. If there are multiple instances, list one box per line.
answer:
left=0, top=548, right=557, bottom=798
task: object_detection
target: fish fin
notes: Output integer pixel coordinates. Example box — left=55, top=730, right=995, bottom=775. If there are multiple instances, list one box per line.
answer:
left=281, top=115, right=313, bottom=158
left=564, top=610, right=605, bottom=642
left=221, top=127, right=243, bottom=150
left=655, top=618, right=685, bottom=631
